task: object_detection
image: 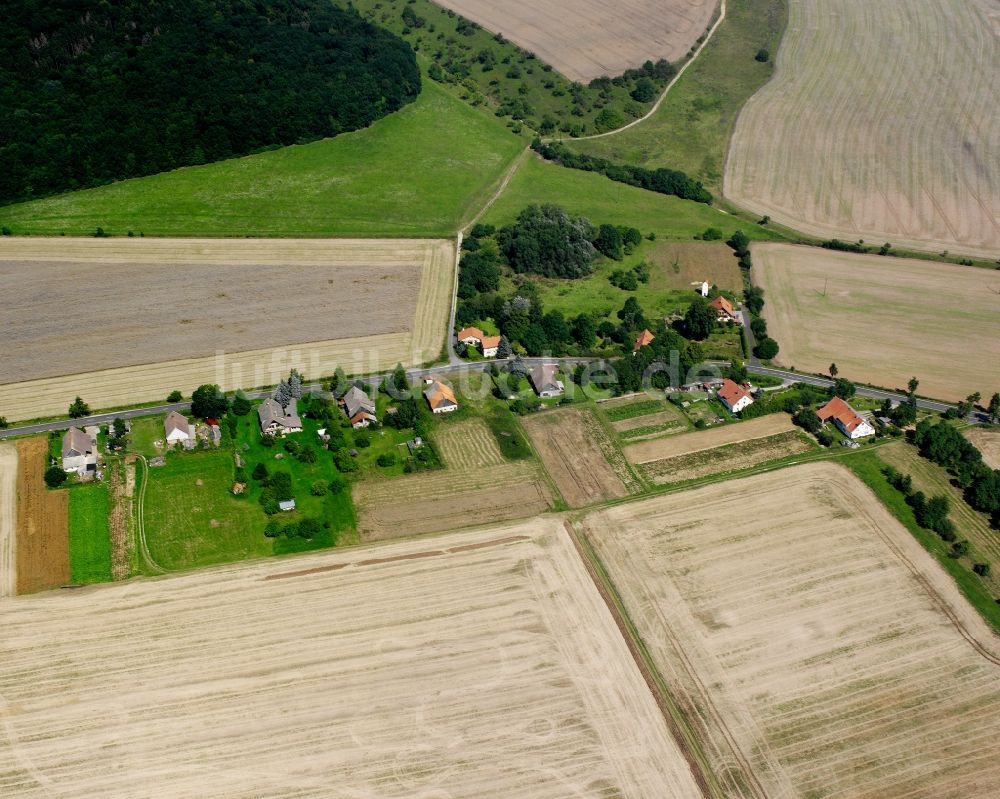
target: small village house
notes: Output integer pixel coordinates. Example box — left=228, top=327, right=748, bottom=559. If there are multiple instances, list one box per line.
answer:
left=424, top=380, right=459, bottom=414
left=456, top=327, right=484, bottom=347
left=61, top=427, right=97, bottom=476
left=633, top=329, right=655, bottom=353
left=341, top=385, right=378, bottom=428
left=164, top=411, right=195, bottom=448
left=257, top=398, right=303, bottom=435
left=717, top=379, right=754, bottom=414
left=817, top=397, right=875, bottom=439
left=530, top=364, right=564, bottom=398
left=481, top=334, right=502, bottom=358
left=709, top=296, right=739, bottom=323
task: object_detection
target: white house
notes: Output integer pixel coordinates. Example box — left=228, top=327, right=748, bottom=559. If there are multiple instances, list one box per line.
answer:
left=817, top=397, right=875, bottom=439
left=61, top=427, right=97, bottom=476
left=456, top=326, right=484, bottom=347
left=529, top=364, right=564, bottom=398
left=164, top=411, right=195, bottom=447
left=481, top=334, right=502, bottom=358
left=717, top=379, right=754, bottom=414
left=424, top=380, right=459, bottom=413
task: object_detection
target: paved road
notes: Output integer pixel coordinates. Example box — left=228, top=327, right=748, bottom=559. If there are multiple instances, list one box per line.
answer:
left=2, top=357, right=979, bottom=441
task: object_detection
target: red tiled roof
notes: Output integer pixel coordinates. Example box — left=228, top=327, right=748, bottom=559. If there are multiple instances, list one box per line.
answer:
left=481, top=335, right=502, bottom=349
left=709, top=296, right=734, bottom=316
left=633, top=329, right=656, bottom=351
left=457, top=327, right=484, bottom=341
left=718, top=378, right=750, bottom=407
left=817, top=397, right=867, bottom=433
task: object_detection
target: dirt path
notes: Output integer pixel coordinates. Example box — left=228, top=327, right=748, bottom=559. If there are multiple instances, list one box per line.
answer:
left=564, top=0, right=727, bottom=142
left=133, top=456, right=167, bottom=574
left=462, top=146, right=531, bottom=231
left=108, top=460, right=134, bottom=580
left=0, top=442, right=17, bottom=598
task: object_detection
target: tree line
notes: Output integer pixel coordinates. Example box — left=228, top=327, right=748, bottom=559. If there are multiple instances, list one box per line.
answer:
left=0, top=0, right=419, bottom=204
left=532, top=141, right=713, bottom=204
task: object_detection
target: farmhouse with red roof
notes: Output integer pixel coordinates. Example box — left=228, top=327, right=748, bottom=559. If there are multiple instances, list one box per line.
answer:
left=717, top=378, right=754, bottom=414
left=817, top=397, right=875, bottom=439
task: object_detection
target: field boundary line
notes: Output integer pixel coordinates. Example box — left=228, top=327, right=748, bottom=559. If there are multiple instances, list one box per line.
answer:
left=561, top=0, right=727, bottom=143
left=563, top=520, right=736, bottom=799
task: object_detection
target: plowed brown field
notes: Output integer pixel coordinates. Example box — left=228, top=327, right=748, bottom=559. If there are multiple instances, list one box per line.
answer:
left=14, top=438, right=69, bottom=593
left=0, top=521, right=702, bottom=798
left=582, top=463, right=1000, bottom=798
left=432, top=0, right=717, bottom=83
left=0, top=237, right=454, bottom=421
left=523, top=408, right=639, bottom=507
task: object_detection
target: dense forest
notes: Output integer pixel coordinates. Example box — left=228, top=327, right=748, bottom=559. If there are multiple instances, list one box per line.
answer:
left=0, top=0, right=420, bottom=204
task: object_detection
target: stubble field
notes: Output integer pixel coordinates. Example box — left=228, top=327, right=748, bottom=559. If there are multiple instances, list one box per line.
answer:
left=14, top=438, right=69, bottom=594
left=582, top=463, right=1000, bottom=799
left=431, top=0, right=717, bottom=83
left=353, top=460, right=553, bottom=542
left=522, top=408, right=640, bottom=507
left=624, top=412, right=796, bottom=463
left=753, top=243, right=1000, bottom=401
left=0, top=521, right=702, bottom=798
left=646, top=242, right=744, bottom=293
left=0, top=442, right=17, bottom=598
left=965, top=427, right=1000, bottom=470
left=0, top=237, right=454, bottom=421
left=725, top=0, right=1000, bottom=257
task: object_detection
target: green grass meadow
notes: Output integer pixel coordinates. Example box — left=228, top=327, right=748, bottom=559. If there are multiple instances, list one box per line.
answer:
left=0, top=80, right=523, bottom=237
left=482, top=156, right=777, bottom=242
left=67, top=482, right=113, bottom=583
left=564, top=0, right=788, bottom=194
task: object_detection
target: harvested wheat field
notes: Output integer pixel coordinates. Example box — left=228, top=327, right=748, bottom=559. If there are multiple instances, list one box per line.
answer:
left=435, top=419, right=506, bottom=469
left=726, top=0, right=1000, bottom=258
left=646, top=242, right=744, bottom=293
left=0, top=442, right=17, bottom=598
left=0, top=237, right=454, bottom=421
left=0, top=520, right=703, bottom=798
left=625, top=413, right=796, bottom=463
left=581, top=463, right=1000, bottom=799
left=353, top=460, right=552, bottom=542
left=965, top=427, right=1000, bottom=470
left=753, top=243, right=1000, bottom=401
left=640, top=430, right=813, bottom=484
left=523, top=408, right=639, bottom=507
left=432, top=0, right=717, bottom=83
left=14, top=438, right=69, bottom=594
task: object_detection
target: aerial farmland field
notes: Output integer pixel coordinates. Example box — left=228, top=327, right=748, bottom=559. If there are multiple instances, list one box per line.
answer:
left=0, top=521, right=703, bottom=798
left=582, top=463, right=1000, bottom=798
left=13, top=438, right=69, bottom=594
left=430, top=0, right=717, bottom=83
left=0, top=237, right=454, bottom=421
left=753, top=243, right=1000, bottom=401
left=725, top=0, right=1000, bottom=257
left=964, top=427, right=1000, bottom=470
left=522, top=408, right=640, bottom=507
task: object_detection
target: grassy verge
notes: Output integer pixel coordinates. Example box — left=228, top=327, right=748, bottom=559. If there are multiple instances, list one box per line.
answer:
left=67, top=482, right=113, bottom=583
left=564, top=0, right=788, bottom=195
left=843, top=451, right=1000, bottom=633
left=482, top=155, right=779, bottom=242
left=0, top=80, right=523, bottom=237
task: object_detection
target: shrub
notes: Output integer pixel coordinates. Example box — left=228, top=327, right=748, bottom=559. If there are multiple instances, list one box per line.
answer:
left=166, top=390, right=183, bottom=403
left=376, top=453, right=397, bottom=467
left=44, top=466, right=68, bottom=488
left=754, top=337, right=780, bottom=361
left=973, top=562, right=991, bottom=577
left=310, top=480, right=328, bottom=496
left=252, top=462, right=269, bottom=482
left=755, top=48, right=770, bottom=62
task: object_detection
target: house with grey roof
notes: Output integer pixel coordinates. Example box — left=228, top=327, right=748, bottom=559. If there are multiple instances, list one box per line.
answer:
left=164, top=411, right=195, bottom=449
left=61, top=427, right=97, bottom=476
left=341, top=385, right=377, bottom=428
left=258, top=397, right=303, bottom=436
left=529, top=364, right=564, bottom=398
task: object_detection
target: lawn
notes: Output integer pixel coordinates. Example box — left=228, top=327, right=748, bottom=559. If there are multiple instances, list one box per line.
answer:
left=67, top=482, right=113, bottom=584
left=481, top=156, right=775, bottom=242
left=563, top=0, right=788, bottom=195
left=0, top=80, right=523, bottom=237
